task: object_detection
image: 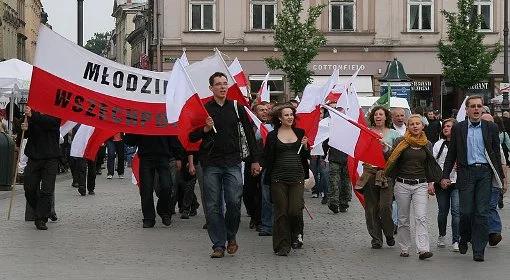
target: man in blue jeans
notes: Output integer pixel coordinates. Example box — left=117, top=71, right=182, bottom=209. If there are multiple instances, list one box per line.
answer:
left=190, top=72, right=261, bottom=258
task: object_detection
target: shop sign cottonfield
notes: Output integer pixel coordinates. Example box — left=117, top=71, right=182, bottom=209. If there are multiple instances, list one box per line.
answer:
left=309, top=61, right=388, bottom=75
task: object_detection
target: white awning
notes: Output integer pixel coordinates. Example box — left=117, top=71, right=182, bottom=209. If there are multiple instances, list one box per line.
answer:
left=249, top=74, right=284, bottom=81
left=311, top=75, right=373, bottom=94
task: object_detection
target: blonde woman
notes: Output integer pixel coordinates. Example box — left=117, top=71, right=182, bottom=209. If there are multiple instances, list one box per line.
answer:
left=385, top=114, right=442, bottom=260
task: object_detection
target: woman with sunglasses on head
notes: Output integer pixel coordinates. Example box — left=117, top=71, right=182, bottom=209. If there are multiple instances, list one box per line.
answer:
left=263, top=103, right=310, bottom=256
left=433, top=118, right=460, bottom=252
left=385, top=114, right=442, bottom=260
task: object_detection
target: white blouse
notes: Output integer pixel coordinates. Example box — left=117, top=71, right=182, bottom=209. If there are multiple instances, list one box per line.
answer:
left=433, top=139, right=457, bottom=183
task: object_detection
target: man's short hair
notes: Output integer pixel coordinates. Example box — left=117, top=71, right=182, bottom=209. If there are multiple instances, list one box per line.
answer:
left=209, top=72, right=227, bottom=86
left=252, top=101, right=268, bottom=111
left=465, top=95, right=484, bottom=107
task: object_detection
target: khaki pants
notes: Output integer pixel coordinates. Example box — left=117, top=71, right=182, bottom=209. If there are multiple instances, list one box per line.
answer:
left=394, top=181, right=430, bottom=253
left=363, top=176, right=394, bottom=246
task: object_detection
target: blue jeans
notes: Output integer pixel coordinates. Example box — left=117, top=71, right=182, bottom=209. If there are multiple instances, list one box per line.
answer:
left=106, top=140, right=124, bottom=176
left=436, top=184, right=460, bottom=243
left=202, top=164, right=243, bottom=249
left=260, top=170, right=273, bottom=234
left=457, top=166, right=492, bottom=256
left=489, top=187, right=502, bottom=234
left=309, top=156, right=329, bottom=194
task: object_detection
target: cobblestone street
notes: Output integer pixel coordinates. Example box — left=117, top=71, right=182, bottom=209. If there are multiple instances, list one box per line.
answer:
left=0, top=170, right=509, bottom=280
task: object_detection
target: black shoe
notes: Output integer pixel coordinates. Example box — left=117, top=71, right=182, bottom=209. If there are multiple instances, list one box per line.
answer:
left=459, top=242, right=468, bottom=254
left=35, top=220, right=48, bottom=230
left=88, top=190, right=95, bottom=195
left=49, top=214, right=58, bottom=222
left=249, top=219, right=256, bottom=229
left=96, top=170, right=102, bottom=175
left=276, top=248, right=290, bottom=256
left=190, top=208, right=198, bottom=217
left=339, top=207, right=348, bottom=213
left=473, top=255, right=485, bottom=262
left=419, top=252, right=433, bottom=260
left=321, top=196, right=328, bottom=205
left=258, top=231, right=272, bottom=236
left=161, top=216, right=172, bottom=226
left=143, top=219, right=155, bottom=228
left=256, top=225, right=262, bottom=232
left=78, top=186, right=86, bottom=196
left=180, top=211, right=190, bottom=219
left=72, top=182, right=79, bottom=188
left=489, top=233, right=502, bottom=246
left=202, top=223, right=208, bottom=229
left=328, top=204, right=339, bottom=214
left=386, top=237, right=395, bottom=247
left=178, top=208, right=184, bottom=214
left=372, top=243, right=382, bottom=249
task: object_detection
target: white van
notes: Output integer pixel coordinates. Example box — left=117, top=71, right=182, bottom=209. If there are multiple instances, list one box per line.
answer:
left=357, top=96, right=412, bottom=118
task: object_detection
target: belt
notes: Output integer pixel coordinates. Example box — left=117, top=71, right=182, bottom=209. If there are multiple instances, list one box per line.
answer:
left=468, top=163, right=489, bottom=168
left=396, top=177, right=427, bottom=185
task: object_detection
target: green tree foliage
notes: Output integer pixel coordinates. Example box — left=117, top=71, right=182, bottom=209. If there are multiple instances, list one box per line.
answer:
left=438, top=0, right=501, bottom=91
left=84, top=31, right=111, bottom=56
left=265, top=0, right=326, bottom=94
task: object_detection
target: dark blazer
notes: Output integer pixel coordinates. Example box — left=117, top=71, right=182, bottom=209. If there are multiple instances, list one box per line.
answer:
left=443, top=120, right=504, bottom=183
left=386, top=137, right=442, bottom=182
left=263, top=127, right=310, bottom=185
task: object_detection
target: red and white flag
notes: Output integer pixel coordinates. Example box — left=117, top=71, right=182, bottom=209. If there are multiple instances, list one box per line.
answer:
left=324, top=104, right=385, bottom=169
left=166, top=59, right=209, bottom=151
left=60, top=120, right=77, bottom=136
left=29, top=25, right=177, bottom=136
left=131, top=153, right=140, bottom=187
left=244, top=106, right=269, bottom=144
left=256, top=72, right=270, bottom=103
left=186, top=50, right=249, bottom=106
left=228, top=58, right=249, bottom=97
left=70, top=124, right=116, bottom=161
left=295, top=69, right=338, bottom=146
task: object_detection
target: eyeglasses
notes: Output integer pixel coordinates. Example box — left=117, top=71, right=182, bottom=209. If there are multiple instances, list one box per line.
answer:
left=469, top=104, right=483, bottom=109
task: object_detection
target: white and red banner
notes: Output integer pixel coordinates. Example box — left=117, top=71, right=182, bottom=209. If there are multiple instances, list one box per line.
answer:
left=324, top=104, right=385, bottom=169
left=228, top=58, right=249, bottom=97
left=244, top=106, right=269, bottom=144
left=70, top=124, right=116, bottom=161
left=296, top=69, right=338, bottom=146
left=185, top=50, right=248, bottom=107
left=29, top=25, right=177, bottom=135
left=166, top=58, right=209, bottom=151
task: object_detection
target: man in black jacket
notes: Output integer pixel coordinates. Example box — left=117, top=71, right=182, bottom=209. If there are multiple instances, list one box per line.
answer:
left=441, top=95, right=505, bottom=262
left=190, top=72, right=261, bottom=258
left=21, top=106, right=60, bottom=230
left=124, top=134, right=185, bottom=228
left=425, top=109, right=441, bottom=144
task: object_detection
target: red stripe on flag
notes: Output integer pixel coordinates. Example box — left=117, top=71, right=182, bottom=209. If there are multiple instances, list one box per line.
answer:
left=347, top=156, right=365, bottom=207
left=178, top=94, right=209, bottom=152
left=227, top=84, right=249, bottom=107
left=29, top=67, right=179, bottom=136
left=296, top=106, right=321, bottom=146
left=83, top=128, right=117, bottom=161
left=233, top=72, right=248, bottom=87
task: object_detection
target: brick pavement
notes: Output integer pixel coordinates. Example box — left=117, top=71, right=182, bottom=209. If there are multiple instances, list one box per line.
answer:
left=0, top=170, right=509, bottom=280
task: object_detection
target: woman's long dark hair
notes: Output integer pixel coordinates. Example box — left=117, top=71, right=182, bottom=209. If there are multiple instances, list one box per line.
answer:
left=369, top=106, right=392, bottom=128
left=271, top=103, right=296, bottom=130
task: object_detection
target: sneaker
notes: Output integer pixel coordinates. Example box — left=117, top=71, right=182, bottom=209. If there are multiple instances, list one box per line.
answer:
left=311, top=193, right=319, bottom=198
left=106, top=175, right=113, bottom=179
left=452, top=242, right=459, bottom=252
left=118, top=174, right=124, bottom=179
left=437, top=235, right=446, bottom=248
left=319, top=192, right=324, bottom=198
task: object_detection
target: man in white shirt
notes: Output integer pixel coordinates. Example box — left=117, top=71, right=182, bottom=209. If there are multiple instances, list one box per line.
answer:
left=391, top=108, right=407, bottom=136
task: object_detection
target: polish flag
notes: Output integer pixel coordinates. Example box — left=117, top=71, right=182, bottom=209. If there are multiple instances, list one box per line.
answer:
left=244, top=106, right=269, bottom=144
left=70, top=124, right=116, bottom=161
left=180, top=51, right=190, bottom=66
left=60, top=120, right=77, bottom=136
left=256, top=72, right=270, bottom=103
left=324, top=104, right=385, bottom=168
left=228, top=58, right=249, bottom=97
left=186, top=50, right=249, bottom=106
left=310, top=117, right=330, bottom=156
left=131, top=153, right=140, bottom=187
left=295, top=69, right=338, bottom=146
left=166, top=58, right=209, bottom=151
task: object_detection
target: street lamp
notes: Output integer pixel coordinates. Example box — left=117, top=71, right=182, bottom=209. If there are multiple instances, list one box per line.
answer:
left=503, top=0, right=509, bottom=110
left=77, top=0, right=84, bottom=46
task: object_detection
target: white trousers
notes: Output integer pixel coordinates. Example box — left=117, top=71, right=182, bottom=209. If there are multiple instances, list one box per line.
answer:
left=394, top=181, right=430, bottom=253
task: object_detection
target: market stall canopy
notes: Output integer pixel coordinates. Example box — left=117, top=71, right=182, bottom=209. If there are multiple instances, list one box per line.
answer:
left=0, top=59, right=33, bottom=103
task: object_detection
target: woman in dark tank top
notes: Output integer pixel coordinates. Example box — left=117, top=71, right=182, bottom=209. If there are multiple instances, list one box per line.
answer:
left=263, top=103, right=310, bottom=256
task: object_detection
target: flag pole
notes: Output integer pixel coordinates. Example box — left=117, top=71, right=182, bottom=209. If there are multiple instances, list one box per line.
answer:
left=7, top=116, right=26, bottom=220
left=178, top=58, right=217, bottom=133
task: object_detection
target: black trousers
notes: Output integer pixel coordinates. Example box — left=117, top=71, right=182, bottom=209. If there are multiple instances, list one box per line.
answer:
left=243, top=164, right=262, bottom=225
left=70, top=157, right=96, bottom=191
left=96, top=145, right=106, bottom=171
left=178, top=167, right=199, bottom=212
left=139, top=156, right=173, bottom=220
left=24, top=158, right=58, bottom=220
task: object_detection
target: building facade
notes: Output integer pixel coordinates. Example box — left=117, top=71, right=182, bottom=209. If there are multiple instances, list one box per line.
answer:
left=111, top=0, right=147, bottom=65
left=0, top=0, right=22, bottom=61
left=23, top=0, right=43, bottom=63
left=149, top=0, right=507, bottom=113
